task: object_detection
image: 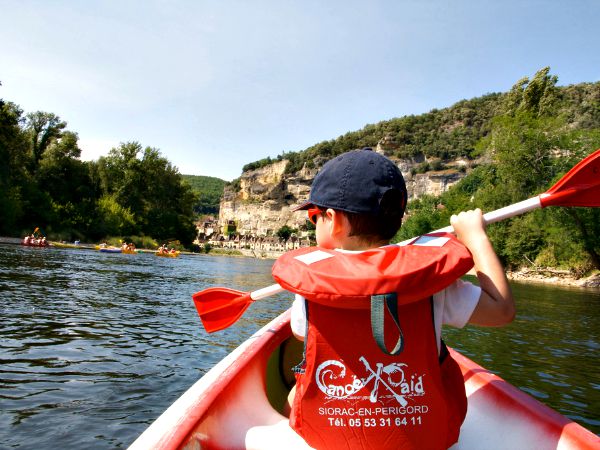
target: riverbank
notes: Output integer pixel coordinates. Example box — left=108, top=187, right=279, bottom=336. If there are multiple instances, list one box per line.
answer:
left=5, top=236, right=599, bottom=289
left=507, top=268, right=600, bottom=288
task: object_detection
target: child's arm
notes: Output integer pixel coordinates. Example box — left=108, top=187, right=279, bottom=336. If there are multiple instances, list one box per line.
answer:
left=450, top=209, right=515, bottom=326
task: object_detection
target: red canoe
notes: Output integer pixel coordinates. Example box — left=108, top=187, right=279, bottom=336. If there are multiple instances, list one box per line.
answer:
left=21, top=240, right=49, bottom=247
left=129, top=310, right=600, bottom=450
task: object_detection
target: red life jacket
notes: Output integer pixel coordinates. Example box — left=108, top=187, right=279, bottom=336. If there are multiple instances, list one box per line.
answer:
left=272, top=233, right=473, bottom=450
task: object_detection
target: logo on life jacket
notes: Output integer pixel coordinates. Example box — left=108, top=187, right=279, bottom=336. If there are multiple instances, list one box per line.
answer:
left=315, top=357, right=425, bottom=407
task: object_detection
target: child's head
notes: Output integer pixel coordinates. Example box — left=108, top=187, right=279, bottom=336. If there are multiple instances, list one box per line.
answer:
left=296, top=148, right=407, bottom=247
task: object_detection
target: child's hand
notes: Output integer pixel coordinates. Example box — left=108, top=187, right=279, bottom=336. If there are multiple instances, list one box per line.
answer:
left=450, top=208, right=488, bottom=248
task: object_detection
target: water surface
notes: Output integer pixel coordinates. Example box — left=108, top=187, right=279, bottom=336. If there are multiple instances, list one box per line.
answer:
left=0, top=244, right=288, bottom=449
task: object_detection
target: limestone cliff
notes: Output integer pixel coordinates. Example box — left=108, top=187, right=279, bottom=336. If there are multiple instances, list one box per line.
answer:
left=218, top=148, right=470, bottom=237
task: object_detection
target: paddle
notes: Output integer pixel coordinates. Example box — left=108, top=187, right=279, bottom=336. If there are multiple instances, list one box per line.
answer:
left=193, top=285, right=284, bottom=333
left=193, top=148, right=600, bottom=333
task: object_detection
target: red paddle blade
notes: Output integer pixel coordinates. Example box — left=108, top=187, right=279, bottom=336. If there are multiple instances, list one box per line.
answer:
left=541, top=149, right=600, bottom=208
left=192, top=287, right=253, bottom=333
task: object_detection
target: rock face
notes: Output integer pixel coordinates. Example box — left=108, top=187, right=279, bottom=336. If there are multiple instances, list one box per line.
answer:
left=219, top=160, right=318, bottom=236
left=217, top=149, right=469, bottom=238
left=405, top=169, right=466, bottom=199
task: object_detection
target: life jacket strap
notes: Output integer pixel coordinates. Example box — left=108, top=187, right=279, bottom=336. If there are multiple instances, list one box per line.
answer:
left=371, top=293, right=405, bottom=355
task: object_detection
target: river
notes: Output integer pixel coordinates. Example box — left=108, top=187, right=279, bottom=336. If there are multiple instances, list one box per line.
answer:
left=0, top=243, right=598, bottom=448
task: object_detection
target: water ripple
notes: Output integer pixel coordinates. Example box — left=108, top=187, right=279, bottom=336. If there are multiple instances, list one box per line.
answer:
left=0, top=244, right=285, bottom=449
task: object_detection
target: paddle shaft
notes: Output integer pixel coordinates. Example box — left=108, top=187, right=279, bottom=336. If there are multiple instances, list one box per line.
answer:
left=397, top=194, right=546, bottom=245
left=251, top=284, right=285, bottom=299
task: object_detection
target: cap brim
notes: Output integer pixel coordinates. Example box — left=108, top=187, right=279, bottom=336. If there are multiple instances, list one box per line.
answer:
left=291, top=200, right=313, bottom=211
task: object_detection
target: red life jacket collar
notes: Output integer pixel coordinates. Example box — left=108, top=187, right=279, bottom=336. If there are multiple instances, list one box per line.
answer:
left=272, top=232, right=474, bottom=309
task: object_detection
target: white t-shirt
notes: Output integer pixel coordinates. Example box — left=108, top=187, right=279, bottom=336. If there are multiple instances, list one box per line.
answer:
left=290, top=278, right=481, bottom=354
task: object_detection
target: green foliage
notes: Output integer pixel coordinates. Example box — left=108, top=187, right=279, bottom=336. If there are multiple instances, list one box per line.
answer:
left=227, top=177, right=241, bottom=192
left=96, top=194, right=136, bottom=236
left=395, top=69, right=600, bottom=272
left=276, top=225, right=297, bottom=241
left=395, top=196, right=443, bottom=242
left=92, top=143, right=198, bottom=246
left=499, top=214, right=545, bottom=267
left=181, top=174, right=226, bottom=215
left=503, top=67, right=558, bottom=117
left=25, top=111, right=67, bottom=164
left=208, top=248, right=243, bottom=256
left=486, top=113, right=565, bottom=203
left=243, top=156, right=279, bottom=172
left=0, top=100, right=30, bottom=234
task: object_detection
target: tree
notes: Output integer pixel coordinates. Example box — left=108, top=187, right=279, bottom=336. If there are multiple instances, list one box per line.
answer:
left=25, top=111, right=66, bottom=164
left=276, top=225, right=297, bottom=241
left=0, top=99, right=30, bottom=233
left=141, top=146, right=197, bottom=245
left=480, top=68, right=600, bottom=270
left=486, top=113, right=564, bottom=204
left=36, top=131, right=96, bottom=238
left=503, top=67, right=558, bottom=117
left=96, top=194, right=136, bottom=236
left=94, top=142, right=198, bottom=245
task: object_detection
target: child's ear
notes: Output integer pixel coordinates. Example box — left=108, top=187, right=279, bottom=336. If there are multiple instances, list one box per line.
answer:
left=327, top=209, right=348, bottom=238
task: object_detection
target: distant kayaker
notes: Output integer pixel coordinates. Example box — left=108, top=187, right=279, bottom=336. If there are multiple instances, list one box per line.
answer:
left=279, top=148, right=514, bottom=450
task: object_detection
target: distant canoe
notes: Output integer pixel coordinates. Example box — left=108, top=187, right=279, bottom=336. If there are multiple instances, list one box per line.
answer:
left=50, top=242, right=81, bottom=249
left=156, top=250, right=180, bottom=258
left=99, top=247, right=122, bottom=254
left=21, top=240, right=49, bottom=247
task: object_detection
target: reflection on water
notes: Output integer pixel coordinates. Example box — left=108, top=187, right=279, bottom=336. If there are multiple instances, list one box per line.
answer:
left=0, top=244, right=598, bottom=448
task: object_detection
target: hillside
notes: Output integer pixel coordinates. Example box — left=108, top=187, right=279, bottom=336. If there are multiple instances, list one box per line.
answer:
left=181, top=175, right=227, bottom=215
left=239, top=78, right=599, bottom=176
left=217, top=68, right=600, bottom=274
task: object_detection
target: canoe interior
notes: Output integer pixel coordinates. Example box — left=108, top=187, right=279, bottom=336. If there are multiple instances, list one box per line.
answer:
left=128, top=310, right=600, bottom=450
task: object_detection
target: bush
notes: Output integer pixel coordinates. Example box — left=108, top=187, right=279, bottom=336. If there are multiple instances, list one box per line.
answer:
left=276, top=225, right=297, bottom=240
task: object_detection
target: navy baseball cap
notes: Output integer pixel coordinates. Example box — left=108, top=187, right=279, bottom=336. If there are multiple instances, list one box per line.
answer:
left=294, top=148, right=407, bottom=215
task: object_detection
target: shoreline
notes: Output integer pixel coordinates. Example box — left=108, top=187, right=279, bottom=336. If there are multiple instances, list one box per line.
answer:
left=3, top=237, right=599, bottom=289
left=506, top=269, right=600, bottom=289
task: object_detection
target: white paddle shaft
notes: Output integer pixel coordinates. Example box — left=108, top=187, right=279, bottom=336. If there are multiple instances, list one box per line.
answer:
left=250, top=283, right=285, bottom=300
left=398, top=195, right=544, bottom=245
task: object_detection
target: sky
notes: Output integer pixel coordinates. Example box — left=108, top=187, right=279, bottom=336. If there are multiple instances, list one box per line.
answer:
left=1, top=1, right=599, bottom=181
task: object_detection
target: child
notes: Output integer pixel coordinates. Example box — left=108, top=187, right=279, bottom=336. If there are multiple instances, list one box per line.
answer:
left=275, top=148, right=514, bottom=450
